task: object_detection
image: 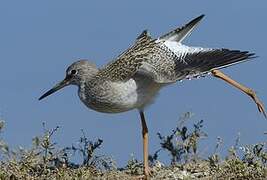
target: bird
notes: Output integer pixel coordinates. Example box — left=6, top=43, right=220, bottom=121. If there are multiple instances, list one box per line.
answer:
left=39, top=14, right=265, bottom=178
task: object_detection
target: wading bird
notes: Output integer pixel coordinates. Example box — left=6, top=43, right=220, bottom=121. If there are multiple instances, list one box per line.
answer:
left=39, top=15, right=265, bottom=179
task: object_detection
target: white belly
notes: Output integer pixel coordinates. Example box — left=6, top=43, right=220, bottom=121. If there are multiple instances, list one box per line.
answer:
left=111, top=78, right=162, bottom=110
left=78, top=77, right=163, bottom=113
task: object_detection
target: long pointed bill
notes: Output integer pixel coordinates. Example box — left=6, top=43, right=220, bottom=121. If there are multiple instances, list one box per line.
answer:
left=39, top=77, right=71, bottom=100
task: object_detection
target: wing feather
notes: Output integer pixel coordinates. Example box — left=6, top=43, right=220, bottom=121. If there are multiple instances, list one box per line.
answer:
left=95, top=30, right=159, bottom=82
left=172, top=45, right=255, bottom=80
left=160, top=14, right=205, bottom=42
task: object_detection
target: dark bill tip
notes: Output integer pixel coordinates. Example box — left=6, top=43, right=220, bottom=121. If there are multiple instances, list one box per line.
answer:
left=39, top=88, right=57, bottom=100
left=38, top=78, right=70, bottom=101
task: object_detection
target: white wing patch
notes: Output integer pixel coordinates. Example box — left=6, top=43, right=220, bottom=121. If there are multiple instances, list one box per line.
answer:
left=163, top=41, right=212, bottom=64
left=162, top=41, right=214, bottom=80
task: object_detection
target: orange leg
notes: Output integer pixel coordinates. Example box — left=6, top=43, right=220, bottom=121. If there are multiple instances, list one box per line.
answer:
left=139, top=111, right=151, bottom=179
left=212, top=69, right=266, bottom=118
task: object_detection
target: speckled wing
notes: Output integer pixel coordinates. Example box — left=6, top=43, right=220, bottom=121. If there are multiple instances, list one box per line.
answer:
left=95, top=15, right=207, bottom=83
left=96, top=30, right=160, bottom=82
left=96, top=14, right=255, bottom=84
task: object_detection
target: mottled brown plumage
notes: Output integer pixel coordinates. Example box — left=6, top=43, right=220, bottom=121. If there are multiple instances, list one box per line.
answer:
left=94, top=30, right=158, bottom=82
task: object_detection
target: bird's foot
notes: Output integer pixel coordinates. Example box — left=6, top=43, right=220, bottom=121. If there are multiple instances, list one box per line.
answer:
left=246, top=88, right=266, bottom=118
left=143, top=166, right=152, bottom=180
left=133, top=167, right=152, bottom=180
left=144, top=167, right=152, bottom=180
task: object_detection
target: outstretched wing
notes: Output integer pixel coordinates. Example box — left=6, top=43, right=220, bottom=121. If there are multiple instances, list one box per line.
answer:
left=158, top=14, right=255, bottom=81
left=95, top=15, right=255, bottom=84
left=160, top=14, right=204, bottom=43
left=96, top=30, right=159, bottom=82
left=96, top=15, right=205, bottom=83
left=167, top=44, right=255, bottom=80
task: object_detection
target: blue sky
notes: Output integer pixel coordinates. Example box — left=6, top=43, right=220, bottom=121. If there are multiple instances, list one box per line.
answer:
left=0, top=1, right=266, bottom=166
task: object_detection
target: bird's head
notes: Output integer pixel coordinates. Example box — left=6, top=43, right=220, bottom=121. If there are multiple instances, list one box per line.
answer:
left=39, top=60, right=98, bottom=100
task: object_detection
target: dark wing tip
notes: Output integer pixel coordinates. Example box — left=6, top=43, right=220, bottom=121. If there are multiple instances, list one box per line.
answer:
left=183, top=14, right=205, bottom=29
left=196, top=14, right=205, bottom=20
left=160, top=14, right=205, bottom=42
left=190, top=14, right=205, bottom=24
left=247, top=52, right=258, bottom=59
left=239, top=51, right=257, bottom=60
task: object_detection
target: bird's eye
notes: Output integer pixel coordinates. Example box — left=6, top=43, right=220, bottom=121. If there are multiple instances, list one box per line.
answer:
left=70, top=69, right=77, bottom=75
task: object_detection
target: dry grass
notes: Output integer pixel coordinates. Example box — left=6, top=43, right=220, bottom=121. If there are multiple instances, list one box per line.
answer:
left=0, top=114, right=267, bottom=180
